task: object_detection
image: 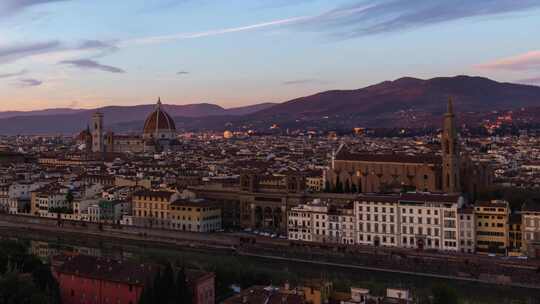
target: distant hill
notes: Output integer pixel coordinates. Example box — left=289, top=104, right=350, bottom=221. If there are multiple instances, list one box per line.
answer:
left=1, top=75, right=539, bottom=134
left=0, top=108, right=86, bottom=120
left=0, top=102, right=277, bottom=135
left=243, top=76, right=540, bottom=128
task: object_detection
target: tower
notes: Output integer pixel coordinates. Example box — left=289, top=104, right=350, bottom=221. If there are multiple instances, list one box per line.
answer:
left=92, top=112, right=104, bottom=153
left=84, top=124, right=92, bottom=155
left=442, top=97, right=461, bottom=193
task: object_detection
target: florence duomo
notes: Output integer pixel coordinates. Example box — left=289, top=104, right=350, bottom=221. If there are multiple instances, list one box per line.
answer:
left=78, top=98, right=180, bottom=155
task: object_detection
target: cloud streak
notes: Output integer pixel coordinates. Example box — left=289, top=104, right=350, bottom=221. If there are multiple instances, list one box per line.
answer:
left=125, top=15, right=310, bottom=45
left=60, top=59, right=126, bottom=73
left=476, top=50, right=540, bottom=71
left=15, top=78, right=42, bottom=87
left=0, top=40, right=61, bottom=63
left=0, top=40, right=116, bottom=65
left=297, top=0, right=540, bottom=39
left=123, top=0, right=540, bottom=47
left=0, top=0, right=71, bottom=16
left=0, top=69, right=26, bottom=79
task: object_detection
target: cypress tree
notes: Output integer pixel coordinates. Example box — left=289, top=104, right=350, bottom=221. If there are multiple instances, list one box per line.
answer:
left=176, top=268, right=192, bottom=304
left=335, top=176, right=343, bottom=193
left=351, top=183, right=358, bottom=193
left=344, top=180, right=351, bottom=193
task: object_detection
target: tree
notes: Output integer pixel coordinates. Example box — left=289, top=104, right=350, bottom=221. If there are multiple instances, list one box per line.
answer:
left=176, top=268, right=192, bottom=304
left=335, top=176, right=343, bottom=193
left=0, top=240, right=61, bottom=304
left=65, top=190, right=74, bottom=205
left=138, top=262, right=192, bottom=304
left=344, top=180, right=351, bottom=193
left=324, top=181, right=331, bottom=193
left=431, top=284, right=458, bottom=304
left=351, top=183, right=358, bottom=193
left=0, top=272, right=48, bottom=304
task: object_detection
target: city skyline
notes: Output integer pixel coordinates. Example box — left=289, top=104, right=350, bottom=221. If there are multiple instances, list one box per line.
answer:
left=1, top=0, right=540, bottom=111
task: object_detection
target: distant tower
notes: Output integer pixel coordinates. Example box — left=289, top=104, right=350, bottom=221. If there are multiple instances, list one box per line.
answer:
left=442, top=97, right=461, bottom=193
left=84, top=124, right=92, bottom=155
left=92, top=112, right=104, bottom=153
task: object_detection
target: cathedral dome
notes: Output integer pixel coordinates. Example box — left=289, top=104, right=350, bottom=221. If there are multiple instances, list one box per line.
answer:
left=143, top=98, right=176, bottom=140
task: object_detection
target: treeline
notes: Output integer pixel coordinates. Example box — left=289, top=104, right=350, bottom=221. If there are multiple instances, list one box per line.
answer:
left=477, top=186, right=540, bottom=211
left=0, top=240, right=61, bottom=304
left=139, top=262, right=193, bottom=304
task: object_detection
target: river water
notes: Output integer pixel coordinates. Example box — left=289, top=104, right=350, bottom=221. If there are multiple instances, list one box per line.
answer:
left=2, top=229, right=539, bottom=304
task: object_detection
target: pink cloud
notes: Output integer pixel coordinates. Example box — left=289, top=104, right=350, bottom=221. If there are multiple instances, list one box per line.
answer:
left=476, top=50, right=540, bottom=71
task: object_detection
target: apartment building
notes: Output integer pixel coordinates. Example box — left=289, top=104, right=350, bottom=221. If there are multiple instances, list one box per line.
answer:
left=508, top=214, right=523, bottom=256
left=521, top=198, right=540, bottom=257
left=458, top=207, right=476, bottom=253
left=355, top=195, right=398, bottom=247
left=31, top=184, right=70, bottom=217
left=398, top=193, right=460, bottom=251
left=338, top=203, right=355, bottom=244
left=288, top=199, right=329, bottom=243
left=0, top=184, right=9, bottom=212
left=289, top=193, right=463, bottom=252
left=475, top=200, right=510, bottom=255
left=169, top=199, right=222, bottom=232
left=354, top=193, right=461, bottom=251
left=132, top=190, right=178, bottom=228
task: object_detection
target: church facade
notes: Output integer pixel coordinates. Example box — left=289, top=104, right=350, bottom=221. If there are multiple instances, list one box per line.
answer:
left=326, top=99, right=493, bottom=199
left=78, top=98, right=179, bottom=154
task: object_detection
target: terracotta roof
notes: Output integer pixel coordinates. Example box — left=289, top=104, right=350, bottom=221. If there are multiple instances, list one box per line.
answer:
left=54, top=255, right=157, bottom=285
left=356, top=192, right=460, bottom=204
left=143, top=100, right=176, bottom=135
left=400, top=192, right=460, bottom=203
left=224, top=286, right=304, bottom=304
left=475, top=200, right=509, bottom=208
left=133, top=190, right=175, bottom=199
left=336, top=151, right=441, bottom=164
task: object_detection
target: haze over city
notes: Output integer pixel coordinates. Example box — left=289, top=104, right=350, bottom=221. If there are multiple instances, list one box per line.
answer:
left=1, top=0, right=540, bottom=111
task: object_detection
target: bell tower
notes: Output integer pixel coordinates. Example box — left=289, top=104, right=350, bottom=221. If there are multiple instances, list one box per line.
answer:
left=442, top=97, right=461, bottom=193
left=92, top=112, right=104, bottom=153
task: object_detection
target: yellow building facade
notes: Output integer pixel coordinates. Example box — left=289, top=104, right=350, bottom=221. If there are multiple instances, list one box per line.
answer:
left=475, top=200, right=509, bottom=255
left=170, top=199, right=221, bottom=232
left=132, top=190, right=176, bottom=228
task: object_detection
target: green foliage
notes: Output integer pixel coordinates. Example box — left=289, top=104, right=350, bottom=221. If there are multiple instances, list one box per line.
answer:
left=476, top=186, right=540, bottom=211
left=324, top=181, right=331, bottom=193
left=139, top=262, right=192, bottom=304
left=0, top=240, right=61, bottom=304
left=335, top=176, right=343, bottom=193
left=431, top=284, right=458, bottom=304
left=344, top=180, right=351, bottom=193
left=65, top=190, right=74, bottom=204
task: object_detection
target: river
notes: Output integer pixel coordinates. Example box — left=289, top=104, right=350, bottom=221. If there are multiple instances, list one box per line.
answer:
left=1, top=229, right=539, bottom=304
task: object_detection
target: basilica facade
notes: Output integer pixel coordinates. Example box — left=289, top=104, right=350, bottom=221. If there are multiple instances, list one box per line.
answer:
left=326, top=99, right=493, bottom=199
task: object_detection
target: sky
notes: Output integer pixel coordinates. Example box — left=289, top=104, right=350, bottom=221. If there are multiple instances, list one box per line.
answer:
left=1, top=0, right=540, bottom=111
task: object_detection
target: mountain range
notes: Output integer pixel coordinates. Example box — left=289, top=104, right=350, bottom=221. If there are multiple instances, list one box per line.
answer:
left=1, top=75, right=539, bottom=135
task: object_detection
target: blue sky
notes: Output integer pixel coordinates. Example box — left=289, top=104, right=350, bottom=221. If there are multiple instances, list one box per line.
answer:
left=1, top=0, right=540, bottom=111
